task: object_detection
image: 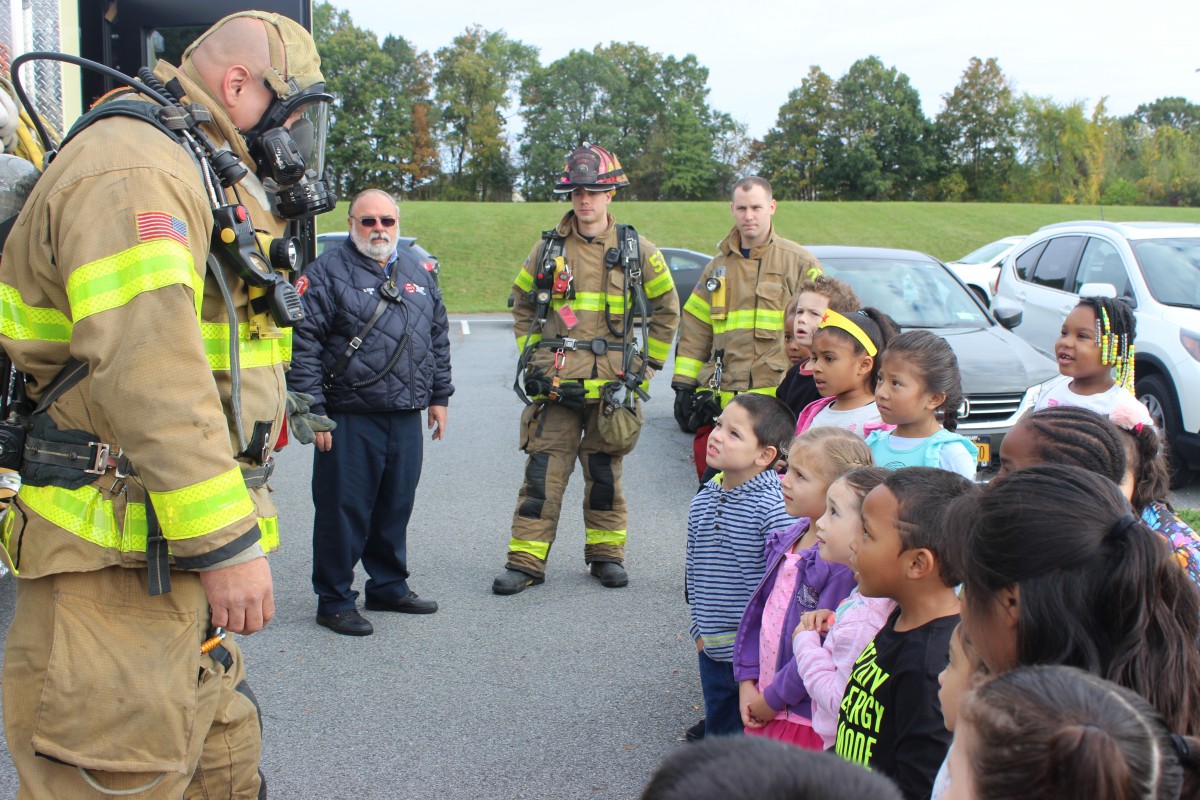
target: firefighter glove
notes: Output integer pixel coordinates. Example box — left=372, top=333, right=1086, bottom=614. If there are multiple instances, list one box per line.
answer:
left=672, top=384, right=696, bottom=433
left=286, top=391, right=337, bottom=445
left=689, top=389, right=722, bottom=431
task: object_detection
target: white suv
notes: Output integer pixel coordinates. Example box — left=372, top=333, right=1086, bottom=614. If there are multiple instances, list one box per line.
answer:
left=993, top=221, right=1200, bottom=486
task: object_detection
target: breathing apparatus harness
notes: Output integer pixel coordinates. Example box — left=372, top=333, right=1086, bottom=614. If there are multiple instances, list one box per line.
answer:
left=513, top=224, right=653, bottom=421
left=0, top=52, right=327, bottom=594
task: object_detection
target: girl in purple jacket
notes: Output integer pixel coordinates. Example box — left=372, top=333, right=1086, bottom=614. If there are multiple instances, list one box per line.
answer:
left=734, top=427, right=872, bottom=748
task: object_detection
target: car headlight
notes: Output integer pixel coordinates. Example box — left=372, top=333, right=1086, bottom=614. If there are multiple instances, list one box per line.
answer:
left=1021, top=377, right=1060, bottom=411
left=1182, top=330, right=1200, bottom=363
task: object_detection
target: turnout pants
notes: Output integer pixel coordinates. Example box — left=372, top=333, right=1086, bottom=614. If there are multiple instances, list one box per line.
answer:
left=507, top=401, right=633, bottom=577
left=2, top=567, right=263, bottom=799
left=312, top=409, right=422, bottom=614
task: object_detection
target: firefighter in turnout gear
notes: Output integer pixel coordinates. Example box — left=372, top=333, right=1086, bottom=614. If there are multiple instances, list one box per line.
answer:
left=0, top=13, right=331, bottom=797
left=672, top=176, right=821, bottom=478
left=493, top=144, right=680, bottom=595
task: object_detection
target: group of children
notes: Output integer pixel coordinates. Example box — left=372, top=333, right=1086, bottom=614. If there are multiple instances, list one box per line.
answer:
left=681, top=279, right=1200, bottom=800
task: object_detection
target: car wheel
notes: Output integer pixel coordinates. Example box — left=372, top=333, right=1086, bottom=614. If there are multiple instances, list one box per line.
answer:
left=1137, top=373, right=1195, bottom=489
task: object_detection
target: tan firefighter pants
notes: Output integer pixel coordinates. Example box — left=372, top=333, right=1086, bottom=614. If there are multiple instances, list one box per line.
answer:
left=3, top=566, right=263, bottom=799
left=507, top=401, right=635, bottom=576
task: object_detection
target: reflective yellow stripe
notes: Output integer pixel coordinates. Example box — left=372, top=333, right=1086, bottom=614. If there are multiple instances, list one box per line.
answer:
left=643, top=269, right=674, bottom=298
left=259, top=514, right=280, bottom=551
left=684, top=293, right=711, bottom=323
left=712, top=308, right=783, bottom=335
left=585, top=528, right=626, bottom=546
left=66, top=240, right=199, bottom=321
left=2, top=509, right=20, bottom=573
left=0, top=283, right=73, bottom=342
left=718, top=386, right=777, bottom=407
left=508, top=537, right=550, bottom=560
left=514, top=270, right=535, bottom=292
left=566, top=292, right=626, bottom=314
left=148, top=467, right=254, bottom=541
left=646, top=336, right=671, bottom=363
left=527, top=378, right=650, bottom=401
left=199, top=322, right=292, bottom=370
left=675, top=356, right=705, bottom=380
left=516, top=332, right=543, bottom=350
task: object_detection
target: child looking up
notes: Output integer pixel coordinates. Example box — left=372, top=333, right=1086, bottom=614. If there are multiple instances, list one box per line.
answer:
left=1033, top=296, right=1152, bottom=427
left=777, top=277, right=861, bottom=418
left=951, top=666, right=1200, bottom=800
left=929, top=622, right=989, bottom=800
left=868, top=330, right=978, bottom=481
left=792, top=466, right=894, bottom=749
left=834, top=467, right=976, bottom=800
left=687, top=394, right=798, bottom=736
left=734, top=428, right=871, bottom=747
left=796, top=308, right=898, bottom=437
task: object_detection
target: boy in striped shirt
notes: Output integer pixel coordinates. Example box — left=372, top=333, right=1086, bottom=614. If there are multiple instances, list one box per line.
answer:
left=687, top=394, right=798, bottom=736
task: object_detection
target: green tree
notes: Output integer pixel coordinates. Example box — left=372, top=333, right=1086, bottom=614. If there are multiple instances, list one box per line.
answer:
left=935, top=57, right=1019, bottom=200
left=759, top=66, right=835, bottom=200
left=1133, top=97, right=1200, bottom=133
left=1015, top=96, right=1105, bottom=204
left=434, top=25, right=537, bottom=201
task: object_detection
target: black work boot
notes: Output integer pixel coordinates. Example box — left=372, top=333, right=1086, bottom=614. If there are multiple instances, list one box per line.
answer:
left=492, top=568, right=544, bottom=595
left=589, top=561, right=628, bottom=588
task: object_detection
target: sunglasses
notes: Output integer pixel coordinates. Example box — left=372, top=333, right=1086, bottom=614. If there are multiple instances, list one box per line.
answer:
left=352, top=216, right=397, bottom=228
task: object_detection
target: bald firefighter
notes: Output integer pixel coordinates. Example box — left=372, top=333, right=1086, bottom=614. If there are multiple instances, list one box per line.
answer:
left=493, top=144, right=680, bottom=594
left=0, top=12, right=334, bottom=797
left=672, top=176, right=821, bottom=478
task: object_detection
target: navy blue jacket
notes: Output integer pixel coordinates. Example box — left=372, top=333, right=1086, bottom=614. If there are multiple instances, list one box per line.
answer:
left=288, top=237, right=453, bottom=415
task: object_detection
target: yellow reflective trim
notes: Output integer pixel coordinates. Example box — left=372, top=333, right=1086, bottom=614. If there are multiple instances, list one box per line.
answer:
left=718, top=386, right=777, bottom=406
left=646, top=337, right=671, bottom=362
left=585, top=528, right=626, bottom=546
left=199, top=322, right=292, bottom=370
left=516, top=333, right=543, bottom=350
left=508, top=537, right=550, bottom=560
left=643, top=269, right=675, bottom=298
left=2, top=508, right=20, bottom=573
left=148, top=467, right=254, bottom=541
left=566, top=292, right=626, bottom=314
left=712, top=308, right=781, bottom=335
left=259, top=515, right=280, bottom=551
left=514, top=270, right=534, bottom=292
left=683, top=293, right=711, bottom=323
left=0, top=283, right=73, bottom=342
left=66, top=240, right=198, bottom=321
left=675, top=356, right=705, bottom=379
left=20, top=484, right=123, bottom=549
left=527, top=378, right=650, bottom=401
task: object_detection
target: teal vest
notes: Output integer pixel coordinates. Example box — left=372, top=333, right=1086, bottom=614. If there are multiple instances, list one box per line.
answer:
left=866, top=428, right=978, bottom=470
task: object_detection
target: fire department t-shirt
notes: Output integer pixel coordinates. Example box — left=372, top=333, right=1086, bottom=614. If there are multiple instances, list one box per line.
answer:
left=834, top=608, right=957, bottom=800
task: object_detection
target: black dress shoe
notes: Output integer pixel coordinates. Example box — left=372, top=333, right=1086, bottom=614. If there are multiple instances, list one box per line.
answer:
left=590, top=561, right=628, bottom=588
left=492, top=568, right=544, bottom=595
left=364, top=592, right=438, bottom=614
left=316, top=609, right=374, bottom=636
left=685, top=718, right=706, bottom=742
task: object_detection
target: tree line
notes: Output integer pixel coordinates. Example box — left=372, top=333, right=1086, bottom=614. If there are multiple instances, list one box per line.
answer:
left=314, top=2, right=1200, bottom=206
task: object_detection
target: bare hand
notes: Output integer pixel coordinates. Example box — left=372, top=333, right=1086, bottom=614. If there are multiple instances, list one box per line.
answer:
left=695, top=637, right=704, bottom=652
left=747, top=693, right=778, bottom=727
left=798, top=609, right=835, bottom=634
left=428, top=405, right=448, bottom=440
left=739, top=681, right=764, bottom=728
left=199, top=557, right=274, bottom=635
left=314, top=431, right=332, bottom=452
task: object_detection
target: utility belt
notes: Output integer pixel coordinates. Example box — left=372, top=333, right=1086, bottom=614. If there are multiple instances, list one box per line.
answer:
left=535, top=337, right=625, bottom=356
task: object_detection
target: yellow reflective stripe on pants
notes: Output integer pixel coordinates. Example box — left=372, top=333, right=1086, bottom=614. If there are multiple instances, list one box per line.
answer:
left=0, top=283, right=73, bottom=342
left=199, top=322, right=292, bottom=370
left=719, top=386, right=777, bottom=406
left=66, top=239, right=201, bottom=322
left=148, top=467, right=254, bottom=540
left=683, top=293, right=711, bottom=323
left=584, top=528, right=626, bottom=547
left=508, top=537, right=551, bottom=561
left=675, top=356, right=705, bottom=380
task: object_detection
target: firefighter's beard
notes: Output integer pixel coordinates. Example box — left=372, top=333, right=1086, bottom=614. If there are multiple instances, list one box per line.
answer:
left=350, top=227, right=395, bottom=263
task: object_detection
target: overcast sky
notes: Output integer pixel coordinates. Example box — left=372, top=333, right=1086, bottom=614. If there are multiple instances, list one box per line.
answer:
left=330, top=0, right=1198, bottom=139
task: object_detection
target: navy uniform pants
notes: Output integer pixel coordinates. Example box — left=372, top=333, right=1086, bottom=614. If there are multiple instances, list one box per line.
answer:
left=311, top=409, right=423, bottom=615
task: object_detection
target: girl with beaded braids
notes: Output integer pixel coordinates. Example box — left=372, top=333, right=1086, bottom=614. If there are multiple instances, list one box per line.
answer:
left=1034, top=296, right=1153, bottom=427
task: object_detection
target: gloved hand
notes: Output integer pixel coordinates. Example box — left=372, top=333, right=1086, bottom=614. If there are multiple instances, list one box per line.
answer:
left=524, top=369, right=586, bottom=411
left=523, top=370, right=552, bottom=398
left=554, top=381, right=587, bottom=411
left=286, top=391, right=337, bottom=445
left=688, top=389, right=722, bottom=431
left=672, top=384, right=696, bottom=433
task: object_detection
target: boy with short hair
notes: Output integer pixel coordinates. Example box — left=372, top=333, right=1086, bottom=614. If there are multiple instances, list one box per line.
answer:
left=835, top=467, right=976, bottom=800
left=776, top=276, right=861, bottom=417
left=687, top=394, right=798, bottom=736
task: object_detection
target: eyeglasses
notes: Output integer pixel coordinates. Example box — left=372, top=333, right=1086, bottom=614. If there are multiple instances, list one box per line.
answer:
left=352, top=216, right=397, bottom=228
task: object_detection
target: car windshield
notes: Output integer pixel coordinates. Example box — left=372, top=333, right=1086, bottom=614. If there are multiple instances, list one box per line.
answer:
left=955, top=240, right=1013, bottom=265
left=1131, top=238, right=1200, bottom=309
left=819, top=256, right=991, bottom=328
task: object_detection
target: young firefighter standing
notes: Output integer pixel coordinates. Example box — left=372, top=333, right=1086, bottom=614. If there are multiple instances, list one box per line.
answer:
left=494, top=144, right=680, bottom=594
left=0, top=13, right=332, bottom=797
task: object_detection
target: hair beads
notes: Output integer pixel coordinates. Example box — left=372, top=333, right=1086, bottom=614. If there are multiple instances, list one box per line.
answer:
left=1091, top=299, right=1136, bottom=393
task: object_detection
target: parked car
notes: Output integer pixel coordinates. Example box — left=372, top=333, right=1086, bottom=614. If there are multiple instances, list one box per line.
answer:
left=657, top=247, right=712, bottom=301
left=314, top=232, right=441, bottom=286
left=946, top=235, right=1026, bottom=304
left=992, top=221, right=1200, bottom=486
left=809, top=245, right=1060, bottom=475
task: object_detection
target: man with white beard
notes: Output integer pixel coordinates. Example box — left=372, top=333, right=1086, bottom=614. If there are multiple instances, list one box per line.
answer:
left=288, top=189, right=453, bottom=636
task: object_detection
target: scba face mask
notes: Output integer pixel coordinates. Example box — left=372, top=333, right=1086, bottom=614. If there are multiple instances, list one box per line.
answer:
left=247, top=85, right=336, bottom=219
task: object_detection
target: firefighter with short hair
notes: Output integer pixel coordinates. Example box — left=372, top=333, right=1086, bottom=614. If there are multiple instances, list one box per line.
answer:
left=0, top=12, right=331, bottom=797
left=493, top=144, right=680, bottom=595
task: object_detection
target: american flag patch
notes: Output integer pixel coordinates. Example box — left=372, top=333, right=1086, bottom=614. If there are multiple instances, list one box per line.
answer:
left=136, top=212, right=188, bottom=247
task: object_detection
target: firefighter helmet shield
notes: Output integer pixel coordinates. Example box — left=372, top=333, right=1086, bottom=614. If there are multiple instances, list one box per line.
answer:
left=553, top=143, right=629, bottom=194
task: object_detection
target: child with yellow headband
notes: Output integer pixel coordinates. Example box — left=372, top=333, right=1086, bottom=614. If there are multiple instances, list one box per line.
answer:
left=795, top=307, right=898, bottom=438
